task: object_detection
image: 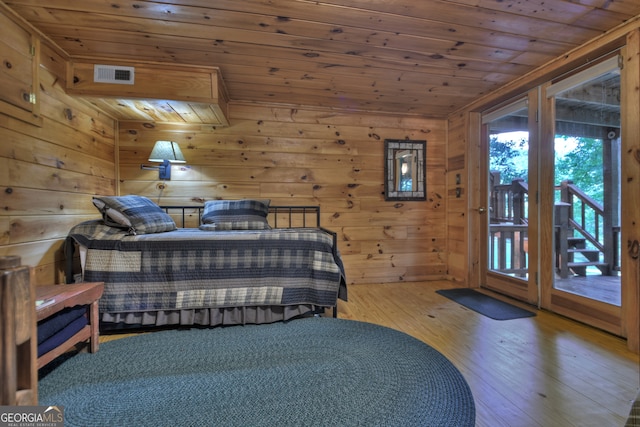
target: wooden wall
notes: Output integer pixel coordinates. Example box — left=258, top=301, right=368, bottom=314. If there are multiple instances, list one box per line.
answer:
left=117, top=106, right=448, bottom=285
left=445, top=112, right=469, bottom=284
left=0, top=36, right=117, bottom=285
left=0, top=5, right=450, bottom=288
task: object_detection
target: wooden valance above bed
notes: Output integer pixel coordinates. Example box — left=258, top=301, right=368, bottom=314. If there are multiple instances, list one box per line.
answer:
left=65, top=60, right=229, bottom=126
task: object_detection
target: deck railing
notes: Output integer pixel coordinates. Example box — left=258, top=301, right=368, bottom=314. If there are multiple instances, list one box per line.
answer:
left=490, top=172, right=528, bottom=224
left=488, top=175, right=619, bottom=278
left=488, top=173, right=529, bottom=277
left=556, top=180, right=620, bottom=275
left=489, top=224, right=528, bottom=277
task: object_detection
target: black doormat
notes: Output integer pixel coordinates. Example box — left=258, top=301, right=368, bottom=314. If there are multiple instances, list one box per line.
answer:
left=436, top=288, right=536, bottom=320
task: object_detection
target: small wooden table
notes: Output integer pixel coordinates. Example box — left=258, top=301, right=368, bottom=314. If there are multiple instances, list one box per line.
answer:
left=35, top=282, right=104, bottom=369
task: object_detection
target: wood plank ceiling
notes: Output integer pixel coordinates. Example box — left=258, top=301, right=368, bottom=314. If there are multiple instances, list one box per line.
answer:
left=6, top=0, right=640, bottom=120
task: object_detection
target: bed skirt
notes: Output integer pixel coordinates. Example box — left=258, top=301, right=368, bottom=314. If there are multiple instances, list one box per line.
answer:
left=100, top=304, right=324, bottom=330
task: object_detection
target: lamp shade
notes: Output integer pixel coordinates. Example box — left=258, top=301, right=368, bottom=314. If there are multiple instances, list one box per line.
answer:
left=148, top=141, right=186, bottom=163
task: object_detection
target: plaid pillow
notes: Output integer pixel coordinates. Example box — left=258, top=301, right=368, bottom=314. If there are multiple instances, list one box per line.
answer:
left=201, top=199, right=271, bottom=230
left=92, top=195, right=177, bottom=235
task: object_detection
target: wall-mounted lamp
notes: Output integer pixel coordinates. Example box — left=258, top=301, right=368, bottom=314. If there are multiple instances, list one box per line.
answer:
left=140, top=140, right=186, bottom=180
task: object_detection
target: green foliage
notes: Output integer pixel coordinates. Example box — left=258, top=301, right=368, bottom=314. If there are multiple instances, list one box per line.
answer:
left=489, top=133, right=604, bottom=204
left=554, top=137, right=603, bottom=204
left=489, top=132, right=606, bottom=214
left=489, top=135, right=528, bottom=184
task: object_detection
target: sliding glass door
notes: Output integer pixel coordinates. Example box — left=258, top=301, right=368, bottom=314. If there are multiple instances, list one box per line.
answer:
left=541, top=56, right=623, bottom=334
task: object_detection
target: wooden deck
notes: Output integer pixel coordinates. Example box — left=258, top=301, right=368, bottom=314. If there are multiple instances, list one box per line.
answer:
left=554, top=274, right=621, bottom=306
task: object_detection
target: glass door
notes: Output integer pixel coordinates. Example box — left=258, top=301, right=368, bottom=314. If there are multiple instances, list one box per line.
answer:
left=480, top=95, right=538, bottom=303
left=542, top=56, right=623, bottom=334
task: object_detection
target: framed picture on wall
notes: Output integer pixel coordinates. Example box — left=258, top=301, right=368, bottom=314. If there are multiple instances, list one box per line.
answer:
left=384, top=139, right=426, bottom=201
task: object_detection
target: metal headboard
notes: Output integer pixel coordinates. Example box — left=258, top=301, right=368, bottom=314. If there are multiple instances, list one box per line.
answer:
left=159, top=205, right=321, bottom=228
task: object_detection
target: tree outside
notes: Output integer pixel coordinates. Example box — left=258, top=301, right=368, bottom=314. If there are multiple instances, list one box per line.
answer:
left=490, top=132, right=604, bottom=205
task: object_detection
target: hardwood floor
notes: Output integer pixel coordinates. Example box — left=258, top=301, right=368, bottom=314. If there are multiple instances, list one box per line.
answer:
left=100, top=280, right=639, bottom=426
left=337, top=281, right=639, bottom=427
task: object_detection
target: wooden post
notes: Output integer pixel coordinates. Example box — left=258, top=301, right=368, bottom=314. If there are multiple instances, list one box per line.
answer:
left=512, top=178, right=526, bottom=224
left=490, top=171, right=501, bottom=222
left=0, top=256, right=37, bottom=406
left=602, top=129, right=617, bottom=276
left=555, top=203, right=571, bottom=279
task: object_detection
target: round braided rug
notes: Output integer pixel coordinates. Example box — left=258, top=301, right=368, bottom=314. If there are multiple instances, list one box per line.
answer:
left=39, top=317, right=475, bottom=426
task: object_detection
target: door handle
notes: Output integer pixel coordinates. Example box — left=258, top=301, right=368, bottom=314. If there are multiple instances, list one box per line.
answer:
left=477, top=207, right=487, bottom=214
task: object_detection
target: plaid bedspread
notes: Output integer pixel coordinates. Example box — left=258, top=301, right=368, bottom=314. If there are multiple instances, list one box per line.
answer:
left=68, top=220, right=347, bottom=314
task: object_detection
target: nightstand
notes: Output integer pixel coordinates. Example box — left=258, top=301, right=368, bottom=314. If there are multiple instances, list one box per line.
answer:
left=35, top=282, right=104, bottom=369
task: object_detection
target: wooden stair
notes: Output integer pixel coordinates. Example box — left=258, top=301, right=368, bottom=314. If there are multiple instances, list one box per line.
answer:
left=565, top=236, right=608, bottom=276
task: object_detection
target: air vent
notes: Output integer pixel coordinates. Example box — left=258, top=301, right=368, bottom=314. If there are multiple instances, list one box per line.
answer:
left=93, top=64, right=135, bottom=84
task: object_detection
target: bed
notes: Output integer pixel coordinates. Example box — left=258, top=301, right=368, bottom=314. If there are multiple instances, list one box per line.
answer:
left=64, top=196, right=347, bottom=330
